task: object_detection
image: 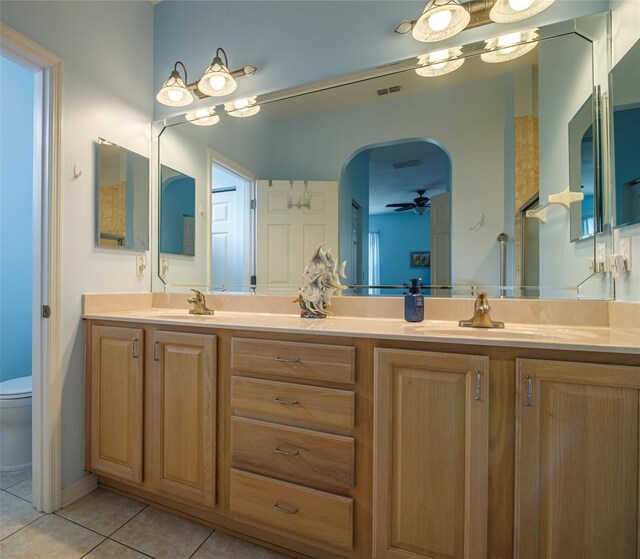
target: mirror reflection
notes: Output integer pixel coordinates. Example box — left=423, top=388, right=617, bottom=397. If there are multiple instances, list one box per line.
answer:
left=96, top=139, right=149, bottom=250
left=156, top=17, right=607, bottom=298
left=611, top=38, right=640, bottom=229
left=160, top=164, right=196, bottom=256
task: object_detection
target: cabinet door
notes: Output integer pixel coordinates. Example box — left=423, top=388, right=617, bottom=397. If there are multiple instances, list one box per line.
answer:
left=516, top=359, right=640, bottom=559
left=89, top=325, right=143, bottom=483
left=373, top=348, right=489, bottom=559
left=149, top=331, right=217, bottom=507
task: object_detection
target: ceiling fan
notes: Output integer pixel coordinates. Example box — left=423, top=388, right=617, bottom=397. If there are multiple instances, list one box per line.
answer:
left=386, top=189, right=431, bottom=215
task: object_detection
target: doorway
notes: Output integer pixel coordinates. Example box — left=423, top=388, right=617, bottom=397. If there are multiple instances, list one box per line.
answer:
left=210, top=154, right=254, bottom=291
left=1, top=23, right=62, bottom=513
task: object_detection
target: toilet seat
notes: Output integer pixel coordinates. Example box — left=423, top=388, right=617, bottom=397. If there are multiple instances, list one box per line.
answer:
left=0, top=376, right=32, bottom=400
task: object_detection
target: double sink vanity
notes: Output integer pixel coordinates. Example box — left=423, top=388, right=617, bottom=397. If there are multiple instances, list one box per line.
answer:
left=83, top=293, right=639, bottom=559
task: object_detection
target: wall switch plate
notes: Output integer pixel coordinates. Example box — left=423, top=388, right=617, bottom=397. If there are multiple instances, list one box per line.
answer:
left=620, top=237, right=631, bottom=271
left=136, top=255, right=146, bottom=277
left=160, top=258, right=169, bottom=278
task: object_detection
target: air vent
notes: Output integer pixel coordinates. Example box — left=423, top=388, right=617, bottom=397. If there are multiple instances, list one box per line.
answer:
left=377, top=85, right=402, bottom=96
left=392, top=159, right=423, bottom=169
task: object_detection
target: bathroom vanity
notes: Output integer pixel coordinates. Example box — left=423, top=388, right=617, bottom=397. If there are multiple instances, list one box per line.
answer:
left=83, top=297, right=640, bottom=559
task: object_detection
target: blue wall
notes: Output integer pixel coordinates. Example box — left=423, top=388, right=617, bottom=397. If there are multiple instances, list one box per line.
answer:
left=614, top=106, right=640, bottom=226
left=370, top=212, right=431, bottom=286
left=0, top=56, right=34, bottom=382
left=160, top=171, right=196, bottom=255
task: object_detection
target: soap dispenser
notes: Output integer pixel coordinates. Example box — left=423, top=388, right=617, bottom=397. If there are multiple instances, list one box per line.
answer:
left=404, top=278, right=424, bottom=322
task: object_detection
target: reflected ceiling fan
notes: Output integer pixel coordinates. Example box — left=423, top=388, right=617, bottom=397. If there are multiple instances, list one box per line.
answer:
left=386, top=189, right=431, bottom=215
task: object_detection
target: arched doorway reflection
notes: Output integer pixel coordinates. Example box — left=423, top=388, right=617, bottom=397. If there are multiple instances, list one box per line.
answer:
left=340, top=138, right=452, bottom=294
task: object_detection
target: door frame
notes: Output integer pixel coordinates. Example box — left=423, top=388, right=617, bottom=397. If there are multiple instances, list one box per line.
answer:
left=1, top=23, right=63, bottom=513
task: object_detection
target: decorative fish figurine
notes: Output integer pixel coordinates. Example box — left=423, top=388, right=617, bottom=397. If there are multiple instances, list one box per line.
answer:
left=296, top=243, right=347, bottom=317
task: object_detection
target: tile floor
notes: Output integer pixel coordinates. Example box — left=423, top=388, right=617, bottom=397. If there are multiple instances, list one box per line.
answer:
left=0, top=472, right=289, bottom=559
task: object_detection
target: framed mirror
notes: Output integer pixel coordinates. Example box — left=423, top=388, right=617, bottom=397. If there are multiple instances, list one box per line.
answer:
left=96, top=139, right=149, bottom=250
left=611, top=38, right=640, bottom=229
left=159, top=164, right=196, bottom=256
left=153, top=13, right=611, bottom=299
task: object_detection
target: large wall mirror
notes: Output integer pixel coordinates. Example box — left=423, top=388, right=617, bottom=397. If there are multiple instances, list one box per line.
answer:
left=96, top=139, right=149, bottom=250
left=153, top=12, right=613, bottom=299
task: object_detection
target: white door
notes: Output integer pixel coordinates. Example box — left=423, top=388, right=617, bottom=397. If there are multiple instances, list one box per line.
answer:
left=256, top=180, right=339, bottom=293
left=430, top=192, right=451, bottom=296
left=211, top=189, right=240, bottom=290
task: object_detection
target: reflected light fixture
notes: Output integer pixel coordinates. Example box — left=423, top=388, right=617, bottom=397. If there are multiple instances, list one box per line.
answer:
left=416, top=47, right=465, bottom=77
left=481, top=28, right=538, bottom=63
left=198, top=48, right=237, bottom=97
left=156, top=48, right=257, bottom=107
left=185, top=107, right=220, bottom=126
left=156, top=61, right=194, bottom=107
left=412, top=0, right=470, bottom=42
left=490, top=0, right=556, bottom=23
left=225, top=97, right=260, bottom=118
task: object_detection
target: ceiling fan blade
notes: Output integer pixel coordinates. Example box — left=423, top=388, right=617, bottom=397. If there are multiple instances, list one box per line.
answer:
left=386, top=203, right=414, bottom=208
left=394, top=206, right=414, bottom=212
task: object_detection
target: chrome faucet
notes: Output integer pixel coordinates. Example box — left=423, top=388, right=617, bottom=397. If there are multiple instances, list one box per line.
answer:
left=459, top=292, right=504, bottom=328
left=187, top=289, right=214, bottom=315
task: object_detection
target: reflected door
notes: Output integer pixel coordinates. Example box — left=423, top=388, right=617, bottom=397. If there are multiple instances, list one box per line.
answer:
left=256, top=180, right=339, bottom=292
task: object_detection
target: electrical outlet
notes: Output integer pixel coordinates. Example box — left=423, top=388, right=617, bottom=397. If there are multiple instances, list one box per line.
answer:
left=596, top=243, right=607, bottom=273
left=136, top=255, right=146, bottom=277
left=620, top=237, right=631, bottom=271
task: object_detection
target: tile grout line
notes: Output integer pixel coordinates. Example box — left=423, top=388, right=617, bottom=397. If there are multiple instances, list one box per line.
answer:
left=4, top=488, right=33, bottom=506
left=187, top=527, right=216, bottom=559
left=51, top=512, right=112, bottom=539
left=106, top=503, right=149, bottom=538
left=105, top=537, right=157, bottom=559
left=0, top=510, right=45, bottom=542
left=79, top=535, right=108, bottom=559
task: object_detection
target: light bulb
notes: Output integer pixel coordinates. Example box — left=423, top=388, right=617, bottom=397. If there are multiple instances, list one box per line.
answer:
left=209, top=75, right=227, bottom=91
left=428, top=9, right=452, bottom=32
left=508, top=0, right=535, bottom=10
left=194, top=109, right=209, bottom=118
left=167, top=89, right=184, bottom=102
left=429, top=49, right=450, bottom=68
left=235, top=98, right=250, bottom=109
left=497, top=32, right=522, bottom=54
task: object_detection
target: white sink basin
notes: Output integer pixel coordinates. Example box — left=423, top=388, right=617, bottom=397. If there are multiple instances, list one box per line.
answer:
left=417, top=323, right=599, bottom=341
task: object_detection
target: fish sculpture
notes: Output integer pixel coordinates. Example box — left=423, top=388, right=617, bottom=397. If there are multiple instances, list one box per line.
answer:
left=296, top=243, right=347, bottom=317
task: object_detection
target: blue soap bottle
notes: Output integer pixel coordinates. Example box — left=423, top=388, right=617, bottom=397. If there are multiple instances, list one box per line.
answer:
left=404, top=278, right=424, bottom=322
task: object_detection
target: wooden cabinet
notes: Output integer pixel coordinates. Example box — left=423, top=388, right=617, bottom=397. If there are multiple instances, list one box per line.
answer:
left=89, top=325, right=144, bottom=484
left=515, top=359, right=640, bottom=558
left=87, top=326, right=217, bottom=508
left=148, top=331, right=217, bottom=508
left=373, top=348, right=489, bottom=559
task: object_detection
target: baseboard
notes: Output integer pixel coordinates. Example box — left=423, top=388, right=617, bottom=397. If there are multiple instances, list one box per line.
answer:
left=61, top=473, right=98, bottom=508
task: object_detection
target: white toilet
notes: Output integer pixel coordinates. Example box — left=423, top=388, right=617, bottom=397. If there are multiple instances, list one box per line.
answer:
left=0, top=375, right=32, bottom=472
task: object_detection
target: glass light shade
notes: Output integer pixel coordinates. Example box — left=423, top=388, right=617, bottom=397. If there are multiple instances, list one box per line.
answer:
left=416, top=47, right=464, bottom=77
left=197, top=59, right=237, bottom=97
left=185, top=107, right=220, bottom=126
left=225, top=97, right=260, bottom=118
left=481, top=29, right=539, bottom=63
left=412, top=0, right=470, bottom=42
left=490, top=0, right=555, bottom=23
left=156, top=71, right=194, bottom=107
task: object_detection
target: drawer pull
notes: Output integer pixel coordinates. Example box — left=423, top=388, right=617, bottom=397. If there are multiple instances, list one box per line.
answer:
left=273, top=502, right=298, bottom=515
left=274, top=446, right=299, bottom=456
left=275, top=356, right=300, bottom=363
left=274, top=397, right=300, bottom=405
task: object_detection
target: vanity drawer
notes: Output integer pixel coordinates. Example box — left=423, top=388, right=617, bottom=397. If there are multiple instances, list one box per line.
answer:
left=231, top=376, right=355, bottom=431
left=231, top=338, right=355, bottom=385
left=232, top=417, right=355, bottom=492
left=230, top=468, right=353, bottom=550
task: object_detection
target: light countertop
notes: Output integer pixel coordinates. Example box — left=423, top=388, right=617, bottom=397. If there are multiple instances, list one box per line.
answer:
left=83, top=308, right=640, bottom=355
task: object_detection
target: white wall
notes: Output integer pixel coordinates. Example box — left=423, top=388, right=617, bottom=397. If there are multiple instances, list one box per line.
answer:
left=0, top=1, right=154, bottom=487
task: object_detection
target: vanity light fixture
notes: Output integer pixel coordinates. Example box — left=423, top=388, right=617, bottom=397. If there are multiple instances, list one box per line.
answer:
left=416, top=47, right=465, bottom=77
left=156, top=61, right=194, bottom=107
left=481, top=28, right=538, bottom=63
left=185, top=107, right=220, bottom=126
left=225, top=97, right=260, bottom=118
left=412, top=0, right=470, bottom=42
left=156, top=48, right=257, bottom=107
left=490, top=0, right=556, bottom=23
